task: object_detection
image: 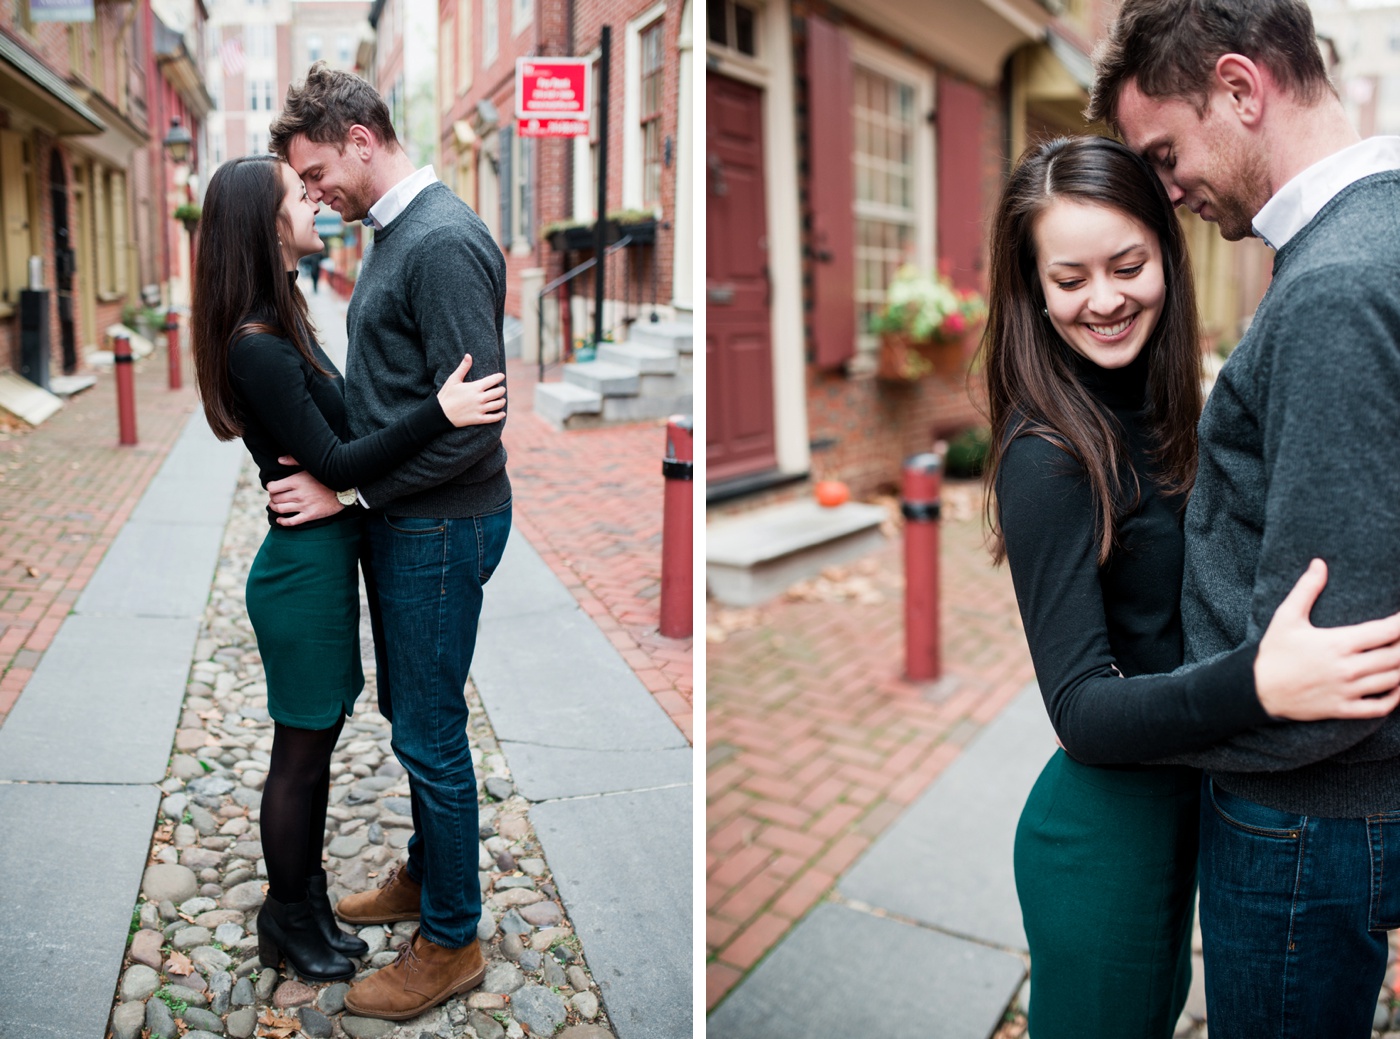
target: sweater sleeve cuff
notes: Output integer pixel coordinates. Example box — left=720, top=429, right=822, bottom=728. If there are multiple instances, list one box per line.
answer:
left=408, top=394, right=454, bottom=437
left=1211, top=641, right=1271, bottom=728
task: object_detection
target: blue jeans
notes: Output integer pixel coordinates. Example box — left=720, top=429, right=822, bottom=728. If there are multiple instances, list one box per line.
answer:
left=361, top=500, right=511, bottom=948
left=1199, top=777, right=1400, bottom=1038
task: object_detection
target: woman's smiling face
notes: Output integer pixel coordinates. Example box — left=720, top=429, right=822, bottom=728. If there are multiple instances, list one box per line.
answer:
left=1034, top=197, right=1166, bottom=370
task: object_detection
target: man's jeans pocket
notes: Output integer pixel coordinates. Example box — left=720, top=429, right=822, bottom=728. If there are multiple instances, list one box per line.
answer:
left=1367, top=812, right=1400, bottom=930
left=1208, top=780, right=1305, bottom=839
left=383, top=514, right=447, bottom=535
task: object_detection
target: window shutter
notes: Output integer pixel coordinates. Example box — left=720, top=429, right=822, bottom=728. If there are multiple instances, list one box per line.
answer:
left=0, top=131, right=31, bottom=303
left=521, top=136, right=533, bottom=242
left=499, top=125, right=514, bottom=249
left=936, top=74, right=985, bottom=293
left=806, top=16, right=856, bottom=370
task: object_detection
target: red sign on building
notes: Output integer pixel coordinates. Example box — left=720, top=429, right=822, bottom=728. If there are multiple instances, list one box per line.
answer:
left=515, top=58, right=590, bottom=138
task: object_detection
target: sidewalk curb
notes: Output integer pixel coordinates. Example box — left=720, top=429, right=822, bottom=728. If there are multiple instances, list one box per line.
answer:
left=0, top=413, right=244, bottom=1038
left=475, top=532, right=693, bottom=1039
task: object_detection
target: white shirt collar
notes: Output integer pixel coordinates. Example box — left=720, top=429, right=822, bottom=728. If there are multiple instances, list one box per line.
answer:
left=364, top=165, right=439, bottom=230
left=1252, top=136, right=1400, bottom=250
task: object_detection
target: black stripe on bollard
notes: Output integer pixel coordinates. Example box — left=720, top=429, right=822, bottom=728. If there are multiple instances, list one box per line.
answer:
left=113, top=354, right=134, bottom=364
left=901, top=501, right=941, bottom=522
left=662, top=459, right=694, bottom=481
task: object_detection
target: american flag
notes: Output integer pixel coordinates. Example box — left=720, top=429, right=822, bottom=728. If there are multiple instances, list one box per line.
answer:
left=221, top=35, right=244, bottom=78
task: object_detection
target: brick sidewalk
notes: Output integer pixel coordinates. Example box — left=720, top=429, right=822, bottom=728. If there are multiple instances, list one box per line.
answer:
left=502, top=359, right=694, bottom=742
left=705, top=484, right=1035, bottom=1009
left=0, top=347, right=198, bottom=725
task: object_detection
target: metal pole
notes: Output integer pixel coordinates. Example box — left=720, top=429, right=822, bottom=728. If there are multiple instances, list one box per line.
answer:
left=660, top=415, right=693, bottom=638
left=902, top=452, right=943, bottom=681
left=165, top=308, right=182, bottom=390
left=114, top=333, right=138, bottom=446
left=593, top=25, right=610, bottom=354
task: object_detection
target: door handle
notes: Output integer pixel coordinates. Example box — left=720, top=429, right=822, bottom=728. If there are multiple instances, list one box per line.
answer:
left=708, top=154, right=728, bottom=197
left=708, top=285, right=735, bottom=305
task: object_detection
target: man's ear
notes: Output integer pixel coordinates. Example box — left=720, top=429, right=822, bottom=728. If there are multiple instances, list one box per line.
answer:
left=346, top=124, right=377, bottom=160
left=1214, top=53, right=1265, bottom=127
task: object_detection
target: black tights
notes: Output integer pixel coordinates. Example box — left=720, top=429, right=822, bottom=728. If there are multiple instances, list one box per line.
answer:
left=260, top=716, right=345, bottom=904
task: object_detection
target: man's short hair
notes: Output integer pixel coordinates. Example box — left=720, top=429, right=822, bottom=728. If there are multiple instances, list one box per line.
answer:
left=269, top=61, right=399, bottom=158
left=1088, top=0, right=1334, bottom=132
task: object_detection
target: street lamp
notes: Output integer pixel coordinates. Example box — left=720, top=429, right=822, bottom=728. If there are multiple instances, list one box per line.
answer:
left=160, top=116, right=193, bottom=390
left=162, top=117, right=192, bottom=164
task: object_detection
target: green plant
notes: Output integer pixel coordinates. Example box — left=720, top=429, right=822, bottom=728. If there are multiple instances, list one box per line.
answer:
left=607, top=207, right=656, bottom=225
left=872, top=266, right=986, bottom=343
left=155, top=987, right=189, bottom=1016
left=492, top=1010, right=512, bottom=1025
left=173, top=202, right=202, bottom=223
left=943, top=426, right=991, bottom=479
left=128, top=906, right=142, bottom=939
left=540, top=217, right=594, bottom=237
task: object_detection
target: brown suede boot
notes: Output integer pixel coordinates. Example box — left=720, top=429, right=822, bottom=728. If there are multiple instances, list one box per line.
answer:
left=342, top=930, right=486, bottom=1020
left=334, top=865, right=422, bottom=926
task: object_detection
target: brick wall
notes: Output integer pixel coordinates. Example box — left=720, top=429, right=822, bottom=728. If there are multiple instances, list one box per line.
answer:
left=786, top=0, right=1003, bottom=498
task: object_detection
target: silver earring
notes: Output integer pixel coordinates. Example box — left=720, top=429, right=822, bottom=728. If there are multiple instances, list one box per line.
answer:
left=1041, top=306, right=1049, bottom=318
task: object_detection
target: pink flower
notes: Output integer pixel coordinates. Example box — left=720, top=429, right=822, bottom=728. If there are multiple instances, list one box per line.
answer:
left=944, top=312, right=966, bottom=335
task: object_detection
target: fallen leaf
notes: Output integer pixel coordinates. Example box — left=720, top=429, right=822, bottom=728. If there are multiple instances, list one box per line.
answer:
left=165, top=949, right=193, bottom=975
left=24, top=566, right=39, bottom=578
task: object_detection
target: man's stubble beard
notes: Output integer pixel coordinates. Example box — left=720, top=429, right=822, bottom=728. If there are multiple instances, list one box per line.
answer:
left=1208, top=137, right=1270, bottom=243
left=337, top=167, right=378, bottom=224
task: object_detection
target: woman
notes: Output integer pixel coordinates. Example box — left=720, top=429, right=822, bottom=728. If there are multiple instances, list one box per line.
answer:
left=981, top=136, right=1400, bottom=1037
left=191, top=154, right=506, bottom=982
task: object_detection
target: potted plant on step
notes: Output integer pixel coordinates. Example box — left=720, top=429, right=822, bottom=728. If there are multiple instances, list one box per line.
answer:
left=872, top=265, right=986, bottom=380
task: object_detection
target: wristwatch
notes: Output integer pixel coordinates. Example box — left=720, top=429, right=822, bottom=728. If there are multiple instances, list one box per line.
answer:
left=336, top=488, right=358, bottom=506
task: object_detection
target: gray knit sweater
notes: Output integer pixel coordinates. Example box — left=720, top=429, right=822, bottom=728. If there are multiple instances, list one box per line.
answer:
left=345, top=181, right=511, bottom=516
left=1174, top=172, right=1400, bottom=815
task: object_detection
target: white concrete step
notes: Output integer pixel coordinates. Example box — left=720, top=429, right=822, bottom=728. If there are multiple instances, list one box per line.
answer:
left=534, top=381, right=602, bottom=429
left=629, top=320, right=693, bottom=354
left=563, top=359, right=641, bottom=397
left=706, top=500, right=888, bottom=607
left=598, top=341, right=677, bottom=375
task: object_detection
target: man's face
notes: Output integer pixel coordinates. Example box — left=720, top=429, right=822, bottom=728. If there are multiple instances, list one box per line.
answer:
left=286, top=134, right=377, bottom=223
left=1116, top=79, right=1268, bottom=242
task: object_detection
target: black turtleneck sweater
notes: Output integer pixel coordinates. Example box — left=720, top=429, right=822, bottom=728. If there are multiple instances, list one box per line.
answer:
left=996, top=348, right=1270, bottom=765
left=228, top=273, right=453, bottom=527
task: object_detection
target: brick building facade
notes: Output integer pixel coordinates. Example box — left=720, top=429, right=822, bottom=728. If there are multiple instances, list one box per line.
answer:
left=0, top=0, right=209, bottom=388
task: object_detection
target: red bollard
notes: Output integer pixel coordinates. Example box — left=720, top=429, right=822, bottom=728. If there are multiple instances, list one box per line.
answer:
left=114, top=333, right=138, bottom=446
left=165, top=309, right=182, bottom=390
left=659, top=415, right=693, bottom=639
left=903, top=452, right=943, bottom=681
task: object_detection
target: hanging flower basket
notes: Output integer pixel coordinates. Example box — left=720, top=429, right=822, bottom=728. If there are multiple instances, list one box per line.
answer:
left=872, top=265, right=986, bottom=379
left=877, top=332, right=935, bottom=381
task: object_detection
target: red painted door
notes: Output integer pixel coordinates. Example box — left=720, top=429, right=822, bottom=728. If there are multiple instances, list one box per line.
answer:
left=707, top=74, right=777, bottom=484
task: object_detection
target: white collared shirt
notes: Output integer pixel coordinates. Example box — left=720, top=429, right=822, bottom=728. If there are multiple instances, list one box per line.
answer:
left=363, top=164, right=439, bottom=231
left=1252, top=136, right=1400, bottom=250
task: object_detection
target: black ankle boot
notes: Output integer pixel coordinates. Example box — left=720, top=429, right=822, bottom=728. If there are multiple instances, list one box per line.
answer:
left=257, top=896, right=356, bottom=982
left=306, top=871, right=370, bottom=958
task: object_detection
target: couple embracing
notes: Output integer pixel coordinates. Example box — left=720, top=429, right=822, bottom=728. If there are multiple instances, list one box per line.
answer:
left=988, top=1, right=1400, bottom=1036
left=191, top=64, right=507, bottom=1020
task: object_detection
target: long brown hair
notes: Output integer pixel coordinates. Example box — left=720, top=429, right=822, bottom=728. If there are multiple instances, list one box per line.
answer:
left=191, top=154, right=325, bottom=441
left=980, top=135, right=1202, bottom=565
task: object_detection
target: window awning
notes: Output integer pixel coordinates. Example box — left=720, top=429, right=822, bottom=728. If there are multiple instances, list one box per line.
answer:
left=0, top=32, right=105, bottom=135
left=850, top=0, right=1052, bottom=86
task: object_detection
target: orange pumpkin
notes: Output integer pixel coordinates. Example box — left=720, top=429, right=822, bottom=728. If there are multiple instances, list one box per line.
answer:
left=814, top=480, right=849, bottom=507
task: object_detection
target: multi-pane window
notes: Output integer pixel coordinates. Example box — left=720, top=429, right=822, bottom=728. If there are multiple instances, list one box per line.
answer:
left=308, top=35, right=321, bottom=63
left=707, top=0, right=756, bottom=56
left=456, top=1, right=473, bottom=93
left=338, top=35, right=351, bottom=64
left=640, top=19, right=664, bottom=207
left=512, top=0, right=530, bottom=34
left=0, top=130, right=36, bottom=308
left=264, top=79, right=275, bottom=110
left=852, top=63, right=918, bottom=351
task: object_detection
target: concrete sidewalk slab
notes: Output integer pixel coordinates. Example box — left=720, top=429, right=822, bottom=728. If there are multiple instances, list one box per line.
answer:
left=475, top=534, right=690, bottom=801
left=839, top=681, right=1055, bottom=950
left=474, top=530, right=692, bottom=1039
left=0, top=615, right=201, bottom=783
left=532, top=786, right=691, bottom=1039
left=707, top=902, right=1026, bottom=1039
left=0, top=782, right=161, bottom=1039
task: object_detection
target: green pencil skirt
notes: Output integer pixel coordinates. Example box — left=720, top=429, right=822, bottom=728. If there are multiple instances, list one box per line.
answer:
left=245, top=510, right=365, bottom=730
left=1014, top=750, right=1199, bottom=1039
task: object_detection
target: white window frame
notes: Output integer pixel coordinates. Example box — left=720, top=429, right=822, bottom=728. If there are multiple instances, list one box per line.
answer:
left=847, top=31, right=936, bottom=356
left=457, top=0, right=474, bottom=93
left=482, top=0, right=499, bottom=67
left=571, top=46, right=601, bottom=220
left=511, top=0, right=531, bottom=37
left=621, top=1, right=667, bottom=211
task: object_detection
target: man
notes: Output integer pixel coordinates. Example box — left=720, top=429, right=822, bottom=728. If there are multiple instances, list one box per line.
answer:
left=1090, top=2, right=1400, bottom=1035
left=266, top=62, right=510, bottom=1021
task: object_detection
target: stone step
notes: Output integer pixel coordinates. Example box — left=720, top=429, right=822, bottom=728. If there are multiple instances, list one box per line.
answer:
left=561, top=392, right=693, bottom=431
left=533, top=381, right=602, bottom=429
left=628, top=320, right=693, bottom=354
left=706, top=499, right=888, bottom=607
left=598, top=341, right=677, bottom=375
left=563, top=360, right=641, bottom=397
